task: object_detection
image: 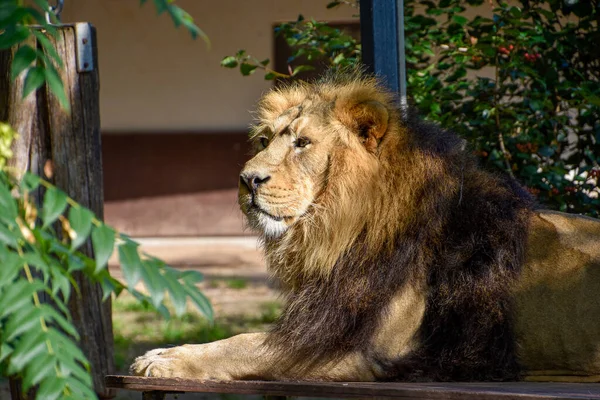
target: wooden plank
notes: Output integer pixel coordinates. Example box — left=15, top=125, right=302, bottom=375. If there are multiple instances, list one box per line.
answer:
left=0, top=25, right=114, bottom=399
left=105, top=376, right=600, bottom=400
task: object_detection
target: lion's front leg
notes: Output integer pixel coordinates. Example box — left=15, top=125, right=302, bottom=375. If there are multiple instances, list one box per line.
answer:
left=130, top=332, right=379, bottom=381
left=130, top=333, right=270, bottom=380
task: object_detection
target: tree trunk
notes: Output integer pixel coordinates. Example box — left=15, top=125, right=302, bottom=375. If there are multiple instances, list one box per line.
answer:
left=0, top=24, right=115, bottom=399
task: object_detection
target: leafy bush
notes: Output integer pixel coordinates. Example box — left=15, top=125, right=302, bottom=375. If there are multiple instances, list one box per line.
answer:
left=223, top=0, right=599, bottom=217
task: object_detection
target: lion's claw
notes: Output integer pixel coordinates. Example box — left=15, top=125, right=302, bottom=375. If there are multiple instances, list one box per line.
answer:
left=130, top=347, right=177, bottom=378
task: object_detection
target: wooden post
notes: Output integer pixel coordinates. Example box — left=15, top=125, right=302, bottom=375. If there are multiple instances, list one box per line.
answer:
left=360, top=0, right=407, bottom=104
left=0, top=24, right=115, bottom=399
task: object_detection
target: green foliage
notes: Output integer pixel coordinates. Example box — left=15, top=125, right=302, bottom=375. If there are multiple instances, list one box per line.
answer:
left=139, top=0, right=208, bottom=44
left=0, top=120, right=213, bottom=399
left=223, top=0, right=600, bottom=217
left=404, top=0, right=600, bottom=217
left=1, top=0, right=205, bottom=112
left=220, top=49, right=288, bottom=80
left=0, top=1, right=69, bottom=110
left=221, top=15, right=360, bottom=80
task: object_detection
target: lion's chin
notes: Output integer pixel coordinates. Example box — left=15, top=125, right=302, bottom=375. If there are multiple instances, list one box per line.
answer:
left=244, top=207, right=297, bottom=239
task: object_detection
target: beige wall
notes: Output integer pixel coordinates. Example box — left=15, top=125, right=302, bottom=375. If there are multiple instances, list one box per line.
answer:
left=62, top=1, right=356, bottom=132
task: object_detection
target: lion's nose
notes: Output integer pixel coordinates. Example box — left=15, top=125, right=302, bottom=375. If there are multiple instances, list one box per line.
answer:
left=240, top=172, right=271, bottom=192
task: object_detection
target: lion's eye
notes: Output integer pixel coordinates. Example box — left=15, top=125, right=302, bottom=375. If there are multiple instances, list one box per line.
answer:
left=259, top=137, right=269, bottom=149
left=295, top=137, right=311, bottom=148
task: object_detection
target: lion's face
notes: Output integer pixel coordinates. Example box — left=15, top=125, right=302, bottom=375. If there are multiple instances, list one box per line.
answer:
left=238, top=104, right=335, bottom=238
left=239, top=82, right=391, bottom=239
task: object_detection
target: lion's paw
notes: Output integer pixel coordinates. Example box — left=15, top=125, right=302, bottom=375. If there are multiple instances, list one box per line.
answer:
left=129, top=345, right=236, bottom=380
left=130, top=347, right=181, bottom=378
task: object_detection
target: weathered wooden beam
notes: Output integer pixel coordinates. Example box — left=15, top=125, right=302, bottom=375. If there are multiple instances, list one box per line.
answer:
left=0, top=24, right=115, bottom=399
left=360, top=0, right=407, bottom=104
left=105, top=375, right=600, bottom=400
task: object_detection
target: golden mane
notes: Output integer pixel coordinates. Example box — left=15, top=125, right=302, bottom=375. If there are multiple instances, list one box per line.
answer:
left=255, top=74, right=461, bottom=287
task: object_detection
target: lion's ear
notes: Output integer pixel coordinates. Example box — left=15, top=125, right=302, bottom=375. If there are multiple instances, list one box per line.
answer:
left=338, top=100, right=389, bottom=152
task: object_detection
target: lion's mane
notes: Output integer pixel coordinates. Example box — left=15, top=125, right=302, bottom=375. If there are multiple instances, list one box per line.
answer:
left=258, top=70, right=534, bottom=381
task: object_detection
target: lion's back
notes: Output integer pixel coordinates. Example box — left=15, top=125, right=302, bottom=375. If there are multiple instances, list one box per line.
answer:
left=515, top=210, right=600, bottom=381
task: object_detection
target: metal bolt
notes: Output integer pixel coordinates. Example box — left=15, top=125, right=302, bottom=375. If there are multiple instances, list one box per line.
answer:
left=84, top=62, right=89, bottom=68
left=82, top=38, right=88, bottom=44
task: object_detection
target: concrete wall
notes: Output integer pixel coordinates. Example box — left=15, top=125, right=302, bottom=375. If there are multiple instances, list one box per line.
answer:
left=62, top=0, right=356, bottom=132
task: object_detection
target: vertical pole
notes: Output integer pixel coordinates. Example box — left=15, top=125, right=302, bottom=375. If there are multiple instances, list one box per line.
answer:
left=0, top=24, right=115, bottom=399
left=360, top=0, right=407, bottom=105
left=396, top=0, right=407, bottom=107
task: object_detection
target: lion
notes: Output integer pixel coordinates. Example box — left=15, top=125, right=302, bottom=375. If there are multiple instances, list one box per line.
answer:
left=131, top=70, right=600, bottom=382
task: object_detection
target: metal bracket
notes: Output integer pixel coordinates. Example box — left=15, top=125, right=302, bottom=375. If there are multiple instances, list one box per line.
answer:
left=75, top=23, right=94, bottom=72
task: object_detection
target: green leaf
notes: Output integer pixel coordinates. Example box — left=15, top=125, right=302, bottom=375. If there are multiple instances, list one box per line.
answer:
left=22, top=353, right=55, bottom=391
left=21, top=172, right=41, bottom=192
left=50, top=267, right=71, bottom=300
left=529, top=99, right=543, bottom=111
left=32, top=0, right=51, bottom=12
left=0, top=25, right=30, bottom=50
left=181, top=270, right=204, bottom=284
left=31, top=30, right=63, bottom=66
left=264, top=72, right=276, bottom=80
left=36, top=375, right=65, bottom=400
left=259, top=58, right=270, bottom=66
left=140, top=259, right=166, bottom=308
left=98, top=271, right=123, bottom=301
left=21, top=251, right=49, bottom=280
left=44, top=63, right=70, bottom=111
left=68, top=207, right=94, bottom=250
left=11, top=45, right=36, bottom=80
left=538, top=146, right=555, bottom=157
left=0, top=178, right=18, bottom=221
left=332, top=53, right=345, bottom=64
left=0, top=250, right=24, bottom=288
left=292, top=65, right=315, bottom=76
left=48, top=329, right=89, bottom=367
left=91, top=224, right=115, bottom=272
left=22, top=66, right=45, bottom=99
left=0, top=343, right=14, bottom=364
left=0, top=279, right=45, bottom=318
left=0, top=224, right=20, bottom=247
left=184, top=282, right=213, bottom=321
left=40, top=304, right=79, bottom=338
left=4, top=305, right=42, bottom=341
left=63, top=375, right=96, bottom=399
left=118, top=241, right=143, bottom=288
left=55, top=350, right=92, bottom=387
left=220, top=56, right=238, bottom=68
left=452, top=15, right=469, bottom=26
left=165, top=4, right=209, bottom=43
left=42, top=186, right=68, bottom=228
left=163, top=268, right=188, bottom=316
left=151, top=0, right=168, bottom=14
left=240, top=62, right=258, bottom=76
left=8, top=329, right=47, bottom=374
left=583, top=94, right=600, bottom=107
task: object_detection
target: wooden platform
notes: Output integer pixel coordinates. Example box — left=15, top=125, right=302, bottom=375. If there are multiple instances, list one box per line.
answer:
left=105, top=375, right=600, bottom=399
